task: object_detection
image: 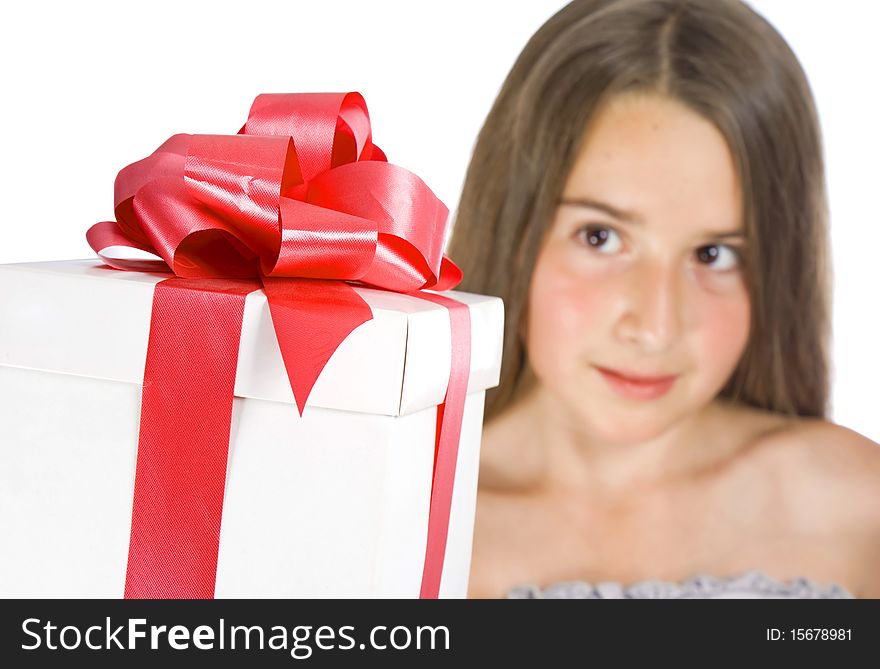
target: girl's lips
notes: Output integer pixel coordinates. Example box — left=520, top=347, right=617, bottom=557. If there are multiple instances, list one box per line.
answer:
left=594, top=365, right=678, bottom=400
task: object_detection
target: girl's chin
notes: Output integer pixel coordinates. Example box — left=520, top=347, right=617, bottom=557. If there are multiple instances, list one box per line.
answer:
left=571, top=404, right=692, bottom=445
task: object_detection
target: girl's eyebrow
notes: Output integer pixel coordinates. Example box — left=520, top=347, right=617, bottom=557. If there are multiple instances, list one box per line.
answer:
left=707, top=231, right=746, bottom=240
left=559, top=197, right=641, bottom=223
left=559, top=196, right=745, bottom=239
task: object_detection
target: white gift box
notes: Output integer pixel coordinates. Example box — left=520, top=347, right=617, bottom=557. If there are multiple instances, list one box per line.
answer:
left=0, top=259, right=503, bottom=598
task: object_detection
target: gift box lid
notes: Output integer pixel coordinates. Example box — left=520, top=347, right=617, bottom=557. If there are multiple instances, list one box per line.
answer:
left=0, top=260, right=504, bottom=417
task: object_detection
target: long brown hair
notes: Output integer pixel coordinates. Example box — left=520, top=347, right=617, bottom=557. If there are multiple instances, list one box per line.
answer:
left=448, top=0, right=831, bottom=423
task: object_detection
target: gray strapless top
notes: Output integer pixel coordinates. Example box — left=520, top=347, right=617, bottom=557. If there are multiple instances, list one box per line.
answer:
left=506, top=569, right=854, bottom=599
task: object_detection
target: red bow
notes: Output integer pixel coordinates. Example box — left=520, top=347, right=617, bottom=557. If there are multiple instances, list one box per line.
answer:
left=87, top=93, right=470, bottom=598
left=88, top=92, right=462, bottom=413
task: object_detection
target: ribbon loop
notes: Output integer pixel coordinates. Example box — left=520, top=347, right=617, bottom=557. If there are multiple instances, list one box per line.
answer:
left=184, top=134, right=299, bottom=263
left=270, top=198, right=377, bottom=280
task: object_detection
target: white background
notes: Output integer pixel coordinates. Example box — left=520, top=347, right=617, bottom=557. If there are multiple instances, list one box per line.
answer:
left=1, top=0, right=877, bottom=441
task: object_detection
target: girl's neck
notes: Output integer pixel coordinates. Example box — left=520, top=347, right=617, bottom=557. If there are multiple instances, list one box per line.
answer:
left=480, top=386, right=754, bottom=504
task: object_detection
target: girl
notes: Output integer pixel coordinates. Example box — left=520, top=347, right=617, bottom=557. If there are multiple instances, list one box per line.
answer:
left=449, top=0, right=880, bottom=598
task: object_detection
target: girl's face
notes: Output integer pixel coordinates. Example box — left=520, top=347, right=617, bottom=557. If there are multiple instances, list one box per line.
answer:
left=526, top=92, right=750, bottom=444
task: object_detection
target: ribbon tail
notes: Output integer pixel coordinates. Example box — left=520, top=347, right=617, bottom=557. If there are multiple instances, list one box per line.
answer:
left=124, top=277, right=260, bottom=599
left=261, top=276, right=373, bottom=415
left=413, top=293, right=472, bottom=599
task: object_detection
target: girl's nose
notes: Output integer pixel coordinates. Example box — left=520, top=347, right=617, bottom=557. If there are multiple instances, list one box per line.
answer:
left=614, top=258, right=683, bottom=354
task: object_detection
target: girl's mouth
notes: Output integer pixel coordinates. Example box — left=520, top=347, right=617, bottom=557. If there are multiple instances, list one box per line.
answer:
left=594, top=365, right=678, bottom=400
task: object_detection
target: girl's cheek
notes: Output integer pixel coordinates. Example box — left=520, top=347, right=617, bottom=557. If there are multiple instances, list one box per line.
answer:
left=528, top=249, right=618, bottom=345
left=692, top=290, right=751, bottom=367
left=691, top=266, right=749, bottom=297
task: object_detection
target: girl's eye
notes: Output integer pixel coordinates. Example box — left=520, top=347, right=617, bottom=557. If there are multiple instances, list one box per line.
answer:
left=575, top=225, right=623, bottom=254
left=695, top=244, right=740, bottom=271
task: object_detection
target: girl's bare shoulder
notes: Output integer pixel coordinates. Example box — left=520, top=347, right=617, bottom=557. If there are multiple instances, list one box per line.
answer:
left=747, top=414, right=880, bottom=595
left=753, top=415, right=880, bottom=514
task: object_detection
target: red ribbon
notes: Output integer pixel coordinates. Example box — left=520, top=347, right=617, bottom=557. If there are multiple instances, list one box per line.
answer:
left=87, top=93, right=470, bottom=598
